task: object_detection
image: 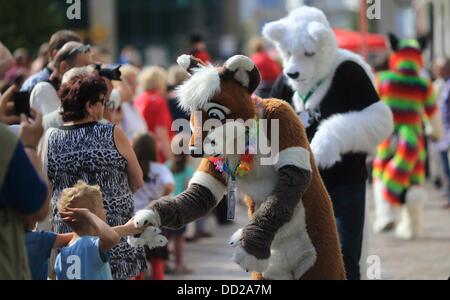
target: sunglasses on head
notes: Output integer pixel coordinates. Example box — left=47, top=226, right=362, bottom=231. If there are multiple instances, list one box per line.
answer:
left=60, top=44, right=91, bottom=61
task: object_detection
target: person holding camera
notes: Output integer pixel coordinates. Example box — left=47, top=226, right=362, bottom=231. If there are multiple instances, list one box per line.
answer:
left=21, top=30, right=81, bottom=93
left=30, top=41, right=91, bottom=115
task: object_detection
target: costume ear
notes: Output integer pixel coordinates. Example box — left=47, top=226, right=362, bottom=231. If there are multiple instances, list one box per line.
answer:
left=177, top=55, right=206, bottom=75
left=388, top=33, right=400, bottom=52
left=263, top=20, right=286, bottom=43
left=417, top=35, right=429, bottom=51
left=223, top=55, right=261, bottom=94
left=306, top=21, right=329, bottom=42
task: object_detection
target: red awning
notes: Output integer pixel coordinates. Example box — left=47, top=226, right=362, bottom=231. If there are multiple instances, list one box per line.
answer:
left=333, top=28, right=387, bottom=52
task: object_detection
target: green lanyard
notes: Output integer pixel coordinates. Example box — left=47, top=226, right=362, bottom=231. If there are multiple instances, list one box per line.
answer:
left=297, top=78, right=325, bottom=104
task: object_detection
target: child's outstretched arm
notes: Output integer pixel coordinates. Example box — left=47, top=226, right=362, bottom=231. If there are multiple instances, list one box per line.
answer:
left=113, top=219, right=145, bottom=238
left=60, top=208, right=120, bottom=253
left=53, top=233, right=74, bottom=249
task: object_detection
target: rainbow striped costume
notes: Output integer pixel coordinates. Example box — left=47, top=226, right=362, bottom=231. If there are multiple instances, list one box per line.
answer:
left=373, top=39, right=437, bottom=205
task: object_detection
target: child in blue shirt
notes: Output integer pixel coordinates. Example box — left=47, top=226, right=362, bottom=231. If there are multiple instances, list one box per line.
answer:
left=55, top=181, right=144, bottom=280
left=25, top=222, right=73, bottom=280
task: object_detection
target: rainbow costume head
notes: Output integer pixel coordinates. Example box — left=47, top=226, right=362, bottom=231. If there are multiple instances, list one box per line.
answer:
left=388, top=34, right=428, bottom=75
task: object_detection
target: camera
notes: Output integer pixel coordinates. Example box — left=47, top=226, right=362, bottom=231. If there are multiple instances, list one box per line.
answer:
left=12, top=91, right=31, bottom=117
left=95, top=64, right=122, bottom=81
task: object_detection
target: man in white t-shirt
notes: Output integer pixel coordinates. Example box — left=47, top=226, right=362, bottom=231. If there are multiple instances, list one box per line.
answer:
left=30, top=42, right=91, bottom=115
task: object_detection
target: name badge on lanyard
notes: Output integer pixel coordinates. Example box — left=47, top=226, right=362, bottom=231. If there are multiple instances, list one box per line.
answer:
left=227, top=179, right=237, bottom=221
left=299, top=110, right=311, bottom=128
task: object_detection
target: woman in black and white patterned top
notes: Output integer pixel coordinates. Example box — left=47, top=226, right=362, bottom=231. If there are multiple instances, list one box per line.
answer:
left=41, top=71, right=145, bottom=279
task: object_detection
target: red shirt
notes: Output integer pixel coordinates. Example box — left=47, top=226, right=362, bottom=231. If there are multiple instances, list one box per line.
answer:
left=192, top=50, right=211, bottom=63
left=251, top=52, right=282, bottom=82
left=134, top=90, right=174, bottom=162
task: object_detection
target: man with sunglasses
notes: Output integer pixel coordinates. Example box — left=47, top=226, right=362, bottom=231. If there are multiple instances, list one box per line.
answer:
left=21, top=30, right=81, bottom=93
left=29, top=42, right=92, bottom=115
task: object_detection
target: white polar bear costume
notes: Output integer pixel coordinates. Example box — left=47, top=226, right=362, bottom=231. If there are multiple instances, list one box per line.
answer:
left=263, top=6, right=394, bottom=280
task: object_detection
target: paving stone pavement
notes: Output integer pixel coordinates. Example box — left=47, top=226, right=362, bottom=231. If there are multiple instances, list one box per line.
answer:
left=165, top=184, right=450, bottom=280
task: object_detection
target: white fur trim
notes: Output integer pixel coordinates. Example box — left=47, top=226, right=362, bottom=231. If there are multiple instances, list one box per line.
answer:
left=224, top=55, right=255, bottom=88
left=373, top=180, right=396, bottom=233
left=231, top=246, right=270, bottom=273
left=189, top=171, right=226, bottom=202
left=274, top=147, right=311, bottom=171
left=176, top=65, right=220, bottom=112
left=176, top=55, right=191, bottom=71
left=134, top=209, right=161, bottom=228
left=229, top=228, right=243, bottom=247
left=265, top=202, right=316, bottom=279
left=405, top=186, right=427, bottom=206
left=396, top=203, right=423, bottom=240
left=311, top=101, right=394, bottom=168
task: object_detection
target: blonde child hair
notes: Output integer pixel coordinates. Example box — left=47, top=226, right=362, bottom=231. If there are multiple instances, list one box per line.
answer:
left=58, top=181, right=103, bottom=215
left=137, top=66, right=167, bottom=93
left=120, top=64, right=140, bottom=81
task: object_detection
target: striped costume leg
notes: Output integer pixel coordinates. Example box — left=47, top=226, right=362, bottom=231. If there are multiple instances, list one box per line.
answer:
left=396, top=134, right=427, bottom=240
left=372, top=139, right=396, bottom=233
left=381, top=126, right=419, bottom=205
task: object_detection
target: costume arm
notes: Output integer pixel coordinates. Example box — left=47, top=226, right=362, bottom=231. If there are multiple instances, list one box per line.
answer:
left=134, top=159, right=226, bottom=230
left=239, top=101, right=312, bottom=260
left=311, top=62, right=394, bottom=169
left=424, top=83, right=443, bottom=140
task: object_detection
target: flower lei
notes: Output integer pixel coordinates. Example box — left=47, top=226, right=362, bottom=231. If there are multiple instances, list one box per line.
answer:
left=209, top=153, right=254, bottom=180
left=209, top=115, right=259, bottom=180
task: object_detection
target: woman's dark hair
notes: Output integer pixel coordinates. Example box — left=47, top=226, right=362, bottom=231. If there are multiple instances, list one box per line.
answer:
left=132, top=133, right=158, bottom=181
left=58, top=73, right=108, bottom=122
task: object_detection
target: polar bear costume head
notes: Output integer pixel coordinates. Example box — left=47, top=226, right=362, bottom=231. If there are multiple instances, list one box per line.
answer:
left=263, top=6, right=338, bottom=94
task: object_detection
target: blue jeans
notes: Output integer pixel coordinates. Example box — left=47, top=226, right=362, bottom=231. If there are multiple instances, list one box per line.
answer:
left=328, top=183, right=366, bottom=280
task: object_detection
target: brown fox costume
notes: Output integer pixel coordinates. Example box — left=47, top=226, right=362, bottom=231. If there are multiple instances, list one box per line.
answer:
left=132, top=54, right=346, bottom=280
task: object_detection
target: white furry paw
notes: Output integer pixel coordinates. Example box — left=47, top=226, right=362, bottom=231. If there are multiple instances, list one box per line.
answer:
left=229, top=228, right=243, bottom=248
left=310, top=136, right=342, bottom=169
left=231, top=246, right=269, bottom=273
left=134, top=209, right=161, bottom=228
left=145, top=235, right=168, bottom=250
left=127, top=226, right=167, bottom=249
left=127, top=226, right=161, bottom=247
left=127, top=235, right=145, bottom=247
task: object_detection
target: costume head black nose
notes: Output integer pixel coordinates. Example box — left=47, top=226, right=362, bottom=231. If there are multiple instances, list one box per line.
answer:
left=287, top=72, right=300, bottom=79
left=189, top=146, right=204, bottom=158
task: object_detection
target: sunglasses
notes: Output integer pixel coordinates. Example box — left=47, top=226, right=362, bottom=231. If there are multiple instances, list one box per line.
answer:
left=60, top=44, right=91, bottom=62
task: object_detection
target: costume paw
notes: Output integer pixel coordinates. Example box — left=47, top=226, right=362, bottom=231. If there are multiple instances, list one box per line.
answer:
left=231, top=246, right=270, bottom=273
left=146, top=235, right=168, bottom=250
left=127, top=226, right=167, bottom=249
left=310, top=137, right=341, bottom=169
left=229, top=228, right=243, bottom=248
left=134, top=209, right=161, bottom=228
